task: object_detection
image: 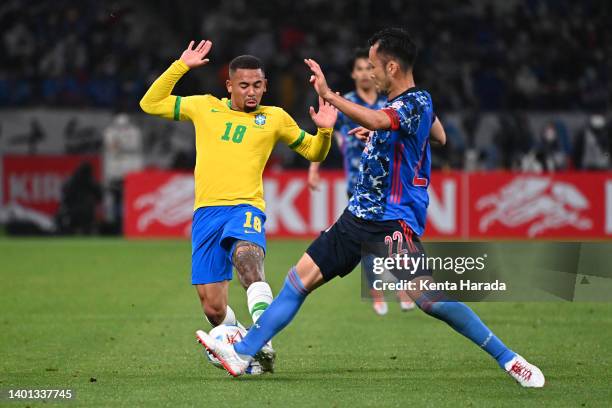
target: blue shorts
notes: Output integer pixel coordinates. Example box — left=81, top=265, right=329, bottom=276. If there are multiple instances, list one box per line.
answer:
left=192, top=204, right=266, bottom=285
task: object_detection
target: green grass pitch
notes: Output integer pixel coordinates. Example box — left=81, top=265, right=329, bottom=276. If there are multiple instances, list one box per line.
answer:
left=1, top=238, right=611, bottom=407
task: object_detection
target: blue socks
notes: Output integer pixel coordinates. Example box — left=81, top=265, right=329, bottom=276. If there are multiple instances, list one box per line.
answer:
left=233, top=270, right=515, bottom=369
left=234, top=267, right=308, bottom=357
left=416, top=291, right=515, bottom=368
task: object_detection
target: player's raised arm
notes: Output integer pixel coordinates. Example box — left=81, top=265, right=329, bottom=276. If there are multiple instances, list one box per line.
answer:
left=278, top=97, right=337, bottom=163
left=308, top=94, right=345, bottom=190
left=304, top=58, right=391, bottom=131
left=300, top=96, right=337, bottom=162
left=139, top=40, right=212, bottom=120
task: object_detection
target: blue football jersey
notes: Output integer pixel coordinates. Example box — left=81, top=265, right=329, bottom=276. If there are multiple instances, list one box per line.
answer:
left=348, top=88, right=434, bottom=236
left=335, top=91, right=387, bottom=195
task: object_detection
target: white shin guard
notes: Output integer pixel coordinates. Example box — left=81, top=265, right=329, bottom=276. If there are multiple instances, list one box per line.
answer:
left=247, top=281, right=273, bottom=323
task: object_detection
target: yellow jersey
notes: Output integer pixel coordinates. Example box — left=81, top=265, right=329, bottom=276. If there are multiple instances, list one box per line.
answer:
left=140, top=60, right=332, bottom=212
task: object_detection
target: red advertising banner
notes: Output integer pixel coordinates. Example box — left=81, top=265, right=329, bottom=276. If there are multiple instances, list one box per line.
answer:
left=123, top=170, right=612, bottom=239
left=424, top=172, right=466, bottom=238
left=2, top=155, right=101, bottom=216
left=469, top=172, right=612, bottom=238
left=123, top=170, right=195, bottom=238
left=123, top=170, right=469, bottom=239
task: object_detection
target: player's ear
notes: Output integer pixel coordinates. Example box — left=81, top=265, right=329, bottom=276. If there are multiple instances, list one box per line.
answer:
left=387, top=61, right=398, bottom=76
left=226, top=79, right=232, bottom=94
left=263, top=78, right=268, bottom=93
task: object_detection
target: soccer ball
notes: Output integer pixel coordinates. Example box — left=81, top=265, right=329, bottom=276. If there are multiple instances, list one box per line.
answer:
left=203, top=324, right=246, bottom=368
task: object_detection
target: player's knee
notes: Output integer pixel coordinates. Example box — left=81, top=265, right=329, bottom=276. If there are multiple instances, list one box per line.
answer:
left=294, top=254, right=325, bottom=291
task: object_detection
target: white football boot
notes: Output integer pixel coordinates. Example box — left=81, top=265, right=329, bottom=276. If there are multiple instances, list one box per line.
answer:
left=373, top=300, right=388, bottom=315
left=196, top=330, right=250, bottom=377
left=202, top=347, right=263, bottom=375
left=397, top=290, right=415, bottom=311
left=399, top=301, right=416, bottom=311
left=504, top=354, right=545, bottom=388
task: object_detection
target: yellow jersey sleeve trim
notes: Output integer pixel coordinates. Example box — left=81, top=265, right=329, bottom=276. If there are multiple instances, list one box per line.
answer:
left=288, top=130, right=306, bottom=149
left=291, top=128, right=332, bottom=162
left=174, top=96, right=182, bottom=121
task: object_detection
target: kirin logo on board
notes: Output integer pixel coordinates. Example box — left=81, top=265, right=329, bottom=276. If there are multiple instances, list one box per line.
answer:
left=133, top=175, right=194, bottom=235
left=476, top=177, right=593, bottom=237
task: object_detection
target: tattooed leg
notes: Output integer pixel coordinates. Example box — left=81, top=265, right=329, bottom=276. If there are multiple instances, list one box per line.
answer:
left=233, top=241, right=273, bottom=323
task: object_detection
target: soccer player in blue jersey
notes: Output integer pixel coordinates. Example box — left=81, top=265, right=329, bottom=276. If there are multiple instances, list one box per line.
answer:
left=197, top=28, right=545, bottom=387
left=308, top=48, right=414, bottom=315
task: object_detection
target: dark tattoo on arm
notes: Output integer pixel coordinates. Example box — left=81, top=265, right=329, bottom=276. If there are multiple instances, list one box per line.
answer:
left=233, top=240, right=265, bottom=288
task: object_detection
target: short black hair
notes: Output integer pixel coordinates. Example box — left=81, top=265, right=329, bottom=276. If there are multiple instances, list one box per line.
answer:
left=229, top=55, right=265, bottom=75
left=368, top=28, right=417, bottom=71
left=349, top=47, right=370, bottom=71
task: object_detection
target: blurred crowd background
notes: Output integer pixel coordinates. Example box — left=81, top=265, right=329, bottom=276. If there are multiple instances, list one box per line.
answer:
left=0, top=0, right=610, bottom=234
left=2, top=0, right=609, bottom=111
left=1, top=0, right=610, bottom=169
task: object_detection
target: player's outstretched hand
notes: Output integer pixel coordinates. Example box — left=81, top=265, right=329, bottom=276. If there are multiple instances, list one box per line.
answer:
left=180, top=40, right=212, bottom=68
left=309, top=96, right=338, bottom=129
left=304, top=59, right=332, bottom=100
left=348, top=126, right=374, bottom=142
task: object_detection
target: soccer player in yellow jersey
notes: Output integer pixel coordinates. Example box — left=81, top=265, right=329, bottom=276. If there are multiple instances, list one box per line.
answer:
left=140, top=40, right=337, bottom=373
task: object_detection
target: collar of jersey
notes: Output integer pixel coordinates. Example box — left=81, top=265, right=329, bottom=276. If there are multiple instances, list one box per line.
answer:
left=225, top=98, right=261, bottom=113
left=388, top=86, right=420, bottom=102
